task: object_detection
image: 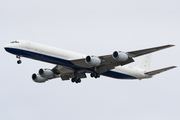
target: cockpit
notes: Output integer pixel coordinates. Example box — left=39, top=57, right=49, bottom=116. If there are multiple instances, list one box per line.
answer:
left=10, top=40, right=19, bottom=44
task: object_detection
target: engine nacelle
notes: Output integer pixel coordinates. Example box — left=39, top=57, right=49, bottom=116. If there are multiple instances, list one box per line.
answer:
left=112, top=51, right=128, bottom=61
left=85, top=56, right=101, bottom=66
left=32, top=74, right=47, bottom=83
left=39, top=69, right=54, bottom=79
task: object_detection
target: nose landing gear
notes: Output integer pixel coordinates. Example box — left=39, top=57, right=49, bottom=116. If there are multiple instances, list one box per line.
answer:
left=16, top=55, right=22, bottom=64
left=17, top=60, right=22, bottom=64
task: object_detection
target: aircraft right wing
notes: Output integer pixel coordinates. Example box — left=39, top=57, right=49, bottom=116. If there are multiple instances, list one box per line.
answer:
left=127, top=44, right=174, bottom=57
left=71, top=44, right=175, bottom=74
left=71, top=55, right=134, bottom=68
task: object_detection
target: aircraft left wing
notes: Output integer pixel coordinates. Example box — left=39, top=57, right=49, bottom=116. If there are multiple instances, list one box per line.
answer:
left=51, top=65, right=87, bottom=80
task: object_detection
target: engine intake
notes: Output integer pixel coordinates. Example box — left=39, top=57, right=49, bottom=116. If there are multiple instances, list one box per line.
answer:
left=85, top=56, right=101, bottom=66
left=112, top=51, right=128, bottom=61
left=32, top=74, right=47, bottom=83
left=39, top=69, right=54, bottom=79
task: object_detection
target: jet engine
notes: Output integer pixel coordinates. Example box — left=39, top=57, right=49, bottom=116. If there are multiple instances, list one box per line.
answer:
left=112, top=51, right=128, bottom=61
left=39, top=69, right=54, bottom=79
left=85, top=56, right=101, bottom=66
left=32, top=74, right=47, bottom=83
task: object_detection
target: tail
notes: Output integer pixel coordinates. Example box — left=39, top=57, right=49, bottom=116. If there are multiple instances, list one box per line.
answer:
left=135, top=54, right=151, bottom=72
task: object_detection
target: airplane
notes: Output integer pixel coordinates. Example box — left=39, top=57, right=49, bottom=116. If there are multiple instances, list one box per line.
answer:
left=4, top=40, right=176, bottom=84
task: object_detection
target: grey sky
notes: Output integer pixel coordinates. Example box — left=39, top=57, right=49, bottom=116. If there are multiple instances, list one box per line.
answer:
left=1, top=0, right=180, bottom=120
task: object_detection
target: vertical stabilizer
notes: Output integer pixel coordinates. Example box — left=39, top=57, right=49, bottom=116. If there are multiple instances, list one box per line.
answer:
left=135, top=54, right=151, bottom=72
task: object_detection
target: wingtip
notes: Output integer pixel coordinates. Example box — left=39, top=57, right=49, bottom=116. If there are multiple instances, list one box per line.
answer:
left=168, top=66, right=177, bottom=70
left=172, top=66, right=177, bottom=68
left=168, top=44, right=175, bottom=47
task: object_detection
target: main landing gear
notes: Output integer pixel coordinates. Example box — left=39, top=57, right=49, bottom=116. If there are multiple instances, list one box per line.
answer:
left=71, top=78, right=81, bottom=83
left=90, top=72, right=100, bottom=78
left=90, top=67, right=100, bottom=78
left=16, top=55, right=22, bottom=64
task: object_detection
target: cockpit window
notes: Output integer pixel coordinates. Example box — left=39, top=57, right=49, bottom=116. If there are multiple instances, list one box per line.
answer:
left=11, top=40, right=19, bottom=44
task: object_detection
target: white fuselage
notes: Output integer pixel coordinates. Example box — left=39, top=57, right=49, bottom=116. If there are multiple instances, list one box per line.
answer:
left=4, top=40, right=149, bottom=80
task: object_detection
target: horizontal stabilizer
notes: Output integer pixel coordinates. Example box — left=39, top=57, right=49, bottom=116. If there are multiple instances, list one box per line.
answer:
left=145, top=66, right=177, bottom=76
left=128, top=44, right=175, bottom=57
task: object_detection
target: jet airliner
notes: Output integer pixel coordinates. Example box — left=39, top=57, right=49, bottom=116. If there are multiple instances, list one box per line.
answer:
left=4, top=40, right=176, bottom=83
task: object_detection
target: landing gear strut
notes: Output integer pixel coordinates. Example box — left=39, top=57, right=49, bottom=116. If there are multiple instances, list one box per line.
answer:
left=16, top=55, right=22, bottom=64
left=90, top=67, right=100, bottom=78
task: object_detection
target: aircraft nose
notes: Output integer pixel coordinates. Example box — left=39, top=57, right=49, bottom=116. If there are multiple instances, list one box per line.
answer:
left=4, top=44, right=8, bottom=51
left=4, top=44, right=11, bottom=52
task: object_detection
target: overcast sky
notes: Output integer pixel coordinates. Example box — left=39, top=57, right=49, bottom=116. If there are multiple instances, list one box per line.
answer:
left=0, top=0, right=180, bottom=120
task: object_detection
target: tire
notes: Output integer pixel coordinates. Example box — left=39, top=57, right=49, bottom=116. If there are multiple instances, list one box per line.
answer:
left=90, top=73, right=94, bottom=77
left=78, top=79, right=81, bottom=83
left=17, top=60, right=22, bottom=64
left=71, top=78, right=75, bottom=83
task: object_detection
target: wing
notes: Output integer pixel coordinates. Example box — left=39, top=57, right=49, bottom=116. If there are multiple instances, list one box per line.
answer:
left=127, top=44, right=174, bottom=57
left=51, top=65, right=87, bottom=80
left=71, top=44, right=174, bottom=73
left=71, top=56, right=134, bottom=68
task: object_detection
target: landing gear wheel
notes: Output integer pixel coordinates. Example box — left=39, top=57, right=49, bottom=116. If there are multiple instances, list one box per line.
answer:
left=71, top=78, right=81, bottom=83
left=77, top=78, right=81, bottom=83
left=17, top=60, right=22, bottom=64
left=97, top=73, right=100, bottom=78
left=90, top=72, right=100, bottom=78
left=75, top=78, right=81, bottom=83
left=71, top=78, right=75, bottom=83
left=90, top=73, right=94, bottom=78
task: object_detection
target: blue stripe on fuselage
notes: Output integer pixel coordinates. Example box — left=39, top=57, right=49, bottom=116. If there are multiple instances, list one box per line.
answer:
left=4, top=47, right=137, bottom=79
left=102, top=71, right=136, bottom=79
left=5, top=47, right=76, bottom=68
